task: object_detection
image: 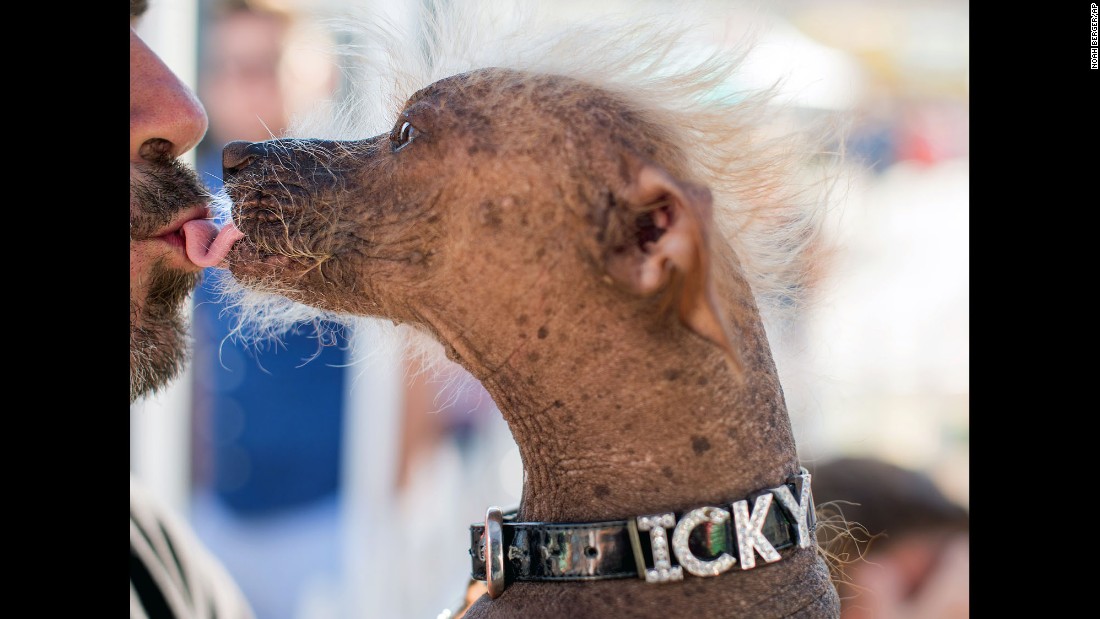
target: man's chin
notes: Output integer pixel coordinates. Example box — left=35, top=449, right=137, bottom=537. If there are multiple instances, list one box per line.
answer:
left=130, top=309, right=191, bottom=403
left=129, top=263, right=198, bottom=403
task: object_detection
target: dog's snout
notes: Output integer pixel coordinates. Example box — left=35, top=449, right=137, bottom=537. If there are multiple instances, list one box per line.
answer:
left=222, top=140, right=269, bottom=177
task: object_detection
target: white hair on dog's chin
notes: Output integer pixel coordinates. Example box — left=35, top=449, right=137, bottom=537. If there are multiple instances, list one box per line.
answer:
left=207, top=257, right=450, bottom=374
left=204, top=266, right=342, bottom=346
left=208, top=192, right=352, bottom=350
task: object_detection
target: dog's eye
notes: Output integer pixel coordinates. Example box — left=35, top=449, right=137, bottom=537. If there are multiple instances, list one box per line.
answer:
left=393, top=121, right=419, bottom=150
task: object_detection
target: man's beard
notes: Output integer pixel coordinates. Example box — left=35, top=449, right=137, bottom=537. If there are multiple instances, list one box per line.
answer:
left=130, top=148, right=207, bottom=402
left=130, top=263, right=199, bottom=402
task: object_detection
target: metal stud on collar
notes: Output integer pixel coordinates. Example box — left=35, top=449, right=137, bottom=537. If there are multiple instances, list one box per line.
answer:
left=483, top=506, right=506, bottom=599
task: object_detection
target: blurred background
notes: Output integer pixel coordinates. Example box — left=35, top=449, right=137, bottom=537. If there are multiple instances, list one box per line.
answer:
left=130, top=0, right=968, bottom=617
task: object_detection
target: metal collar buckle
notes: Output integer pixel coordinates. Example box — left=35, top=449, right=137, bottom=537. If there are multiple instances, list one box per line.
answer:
left=482, top=507, right=507, bottom=599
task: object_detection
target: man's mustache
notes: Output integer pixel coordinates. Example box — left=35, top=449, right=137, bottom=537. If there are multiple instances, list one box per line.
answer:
left=130, top=153, right=210, bottom=240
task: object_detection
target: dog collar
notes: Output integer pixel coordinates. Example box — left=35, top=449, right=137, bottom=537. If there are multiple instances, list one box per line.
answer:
left=469, top=468, right=816, bottom=598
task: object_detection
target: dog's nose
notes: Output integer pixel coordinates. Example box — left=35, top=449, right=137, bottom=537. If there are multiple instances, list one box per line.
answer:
left=222, top=140, right=269, bottom=176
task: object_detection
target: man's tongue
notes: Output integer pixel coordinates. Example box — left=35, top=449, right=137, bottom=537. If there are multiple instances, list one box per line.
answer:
left=182, top=219, right=245, bottom=268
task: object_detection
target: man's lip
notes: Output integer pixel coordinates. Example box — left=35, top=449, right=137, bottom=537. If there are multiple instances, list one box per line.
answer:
left=134, top=204, right=215, bottom=269
left=153, top=204, right=212, bottom=240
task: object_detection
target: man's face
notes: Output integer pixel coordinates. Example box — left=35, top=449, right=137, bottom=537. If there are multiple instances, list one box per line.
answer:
left=130, top=0, right=210, bottom=402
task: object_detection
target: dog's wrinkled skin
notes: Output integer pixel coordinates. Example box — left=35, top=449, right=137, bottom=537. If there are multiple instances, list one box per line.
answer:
left=224, top=68, right=838, bottom=617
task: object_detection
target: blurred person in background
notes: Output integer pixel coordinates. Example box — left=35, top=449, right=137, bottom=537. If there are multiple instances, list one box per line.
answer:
left=812, top=457, right=969, bottom=619
left=131, top=0, right=253, bottom=615
left=187, top=1, right=343, bottom=618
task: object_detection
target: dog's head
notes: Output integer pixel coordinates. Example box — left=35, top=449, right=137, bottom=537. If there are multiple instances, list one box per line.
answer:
left=223, top=67, right=740, bottom=368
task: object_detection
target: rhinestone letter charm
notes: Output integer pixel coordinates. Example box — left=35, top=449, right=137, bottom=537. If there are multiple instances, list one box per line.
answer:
left=671, top=507, right=737, bottom=577
left=771, top=472, right=814, bottom=549
left=732, top=494, right=781, bottom=570
left=637, top=513, right=683, bottom=583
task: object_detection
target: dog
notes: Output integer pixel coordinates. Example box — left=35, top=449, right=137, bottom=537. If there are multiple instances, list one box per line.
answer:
left=212, top=4, right=841, bottom=617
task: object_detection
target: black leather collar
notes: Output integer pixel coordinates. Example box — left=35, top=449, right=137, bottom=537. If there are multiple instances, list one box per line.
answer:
left=469, top=469, right=816, bottom=598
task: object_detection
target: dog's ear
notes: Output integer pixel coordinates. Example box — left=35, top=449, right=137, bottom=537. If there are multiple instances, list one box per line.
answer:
left=603, top=152, right=743, bottom=377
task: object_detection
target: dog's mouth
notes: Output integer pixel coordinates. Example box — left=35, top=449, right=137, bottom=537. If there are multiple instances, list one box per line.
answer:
left=227, top=197, right=292, bottom=263
left=224, top=180, right=332, bottom=276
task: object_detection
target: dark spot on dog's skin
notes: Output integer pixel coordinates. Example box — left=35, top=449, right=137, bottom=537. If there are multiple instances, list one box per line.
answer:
left=580, top=392, right=590, bottom=401
left=594, top=484, right=610, bottom=499
left=526, top=376, right=536, bottom=385
left=626, top=447, right=635, bottom=455
left=691, top=435, right=711, bottom=455
left=537, top=326, right=549, bottom=339
left=622, top=421, right=634, bottom=432
left=475, top=142, right=498, bottom=158
left=697, top=376, right=709, bottom=386
left=519, top=332, right=528, bottom=339
left=553, top=399, right=564, bottom=408
left=527, top=351, right=541, bottom=362
left=661, top=466, right=674, bottom=479
left=479, top=199, right=502, bottom=228
left=663, top=369, right=680, bottom=381
left=614, top=403, right=621, bottom=410
left=535, top=247, right=546, bottom=259
left=517, top=315, right=529, bottom=326
left=726, top=427, right=739, bottom=440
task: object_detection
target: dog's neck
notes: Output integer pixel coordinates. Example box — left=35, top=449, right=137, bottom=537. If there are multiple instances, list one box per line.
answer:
left=496, top=316, right=794, bottom=523
left=414, top=275, right=798, bottom=523
left=416, top=278, right=838, bottom=618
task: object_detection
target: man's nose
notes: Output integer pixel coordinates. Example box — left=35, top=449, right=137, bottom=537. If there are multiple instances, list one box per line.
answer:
left=129, top=29, right=208, bottom=161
